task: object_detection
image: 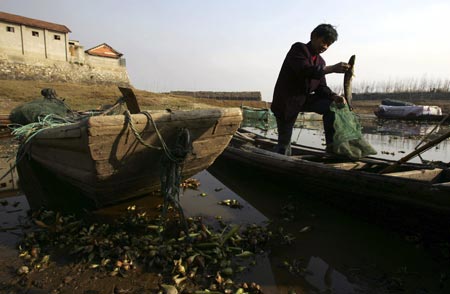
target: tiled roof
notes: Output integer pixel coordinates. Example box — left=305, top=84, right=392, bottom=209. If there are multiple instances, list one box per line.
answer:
left=0, top=11, right=71, bottom=33
left=85, top=43, right=123, bottom=58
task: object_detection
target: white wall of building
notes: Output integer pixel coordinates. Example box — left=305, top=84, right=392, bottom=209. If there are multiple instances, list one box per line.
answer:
left=0, top=17, right=124, bottom=70
left=0, top=21, right=23, bottom=56
left=21, top=26, right=46, bottom=58
left=44, top=30, right=67, bottom=61
left=0, top=21, right=68, bottom=61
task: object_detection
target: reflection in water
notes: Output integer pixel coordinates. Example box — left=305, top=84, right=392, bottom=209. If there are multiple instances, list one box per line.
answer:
left=209, top=158, right=450, bottom=294
left=305, top=257, right=357, bottom=294
left=0, top=194, right=29, bottom=247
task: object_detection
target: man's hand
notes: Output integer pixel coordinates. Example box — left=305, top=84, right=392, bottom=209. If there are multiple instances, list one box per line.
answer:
left=332, top=95, right=347, bottom=104
left=324, top=62, right=350, bottom=74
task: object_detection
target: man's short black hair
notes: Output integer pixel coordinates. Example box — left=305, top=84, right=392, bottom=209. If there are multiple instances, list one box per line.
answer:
left=310, top=24, right=338, bottom=44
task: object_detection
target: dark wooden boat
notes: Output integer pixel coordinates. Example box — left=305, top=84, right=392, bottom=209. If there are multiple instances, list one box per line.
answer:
left=17, top=108, right=242, bottom=211
left=220, top=129, right=450, bottom=218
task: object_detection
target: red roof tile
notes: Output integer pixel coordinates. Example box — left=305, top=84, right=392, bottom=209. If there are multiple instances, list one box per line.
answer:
left=0, top=11, right=71, bottom=33
left=85, top=43, right=123, bottom=58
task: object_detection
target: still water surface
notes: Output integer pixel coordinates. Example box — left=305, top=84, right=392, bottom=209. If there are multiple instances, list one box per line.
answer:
left=1, top=118, right=449, bottom=293
left=254, top=118, right=450, bottom=163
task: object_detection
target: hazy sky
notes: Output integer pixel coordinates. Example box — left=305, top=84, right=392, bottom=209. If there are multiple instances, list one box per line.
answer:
left=2, top=0, right=450, bottom=101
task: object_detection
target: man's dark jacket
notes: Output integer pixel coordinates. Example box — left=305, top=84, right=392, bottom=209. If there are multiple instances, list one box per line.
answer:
left=271, top=42, right=335, bottom=121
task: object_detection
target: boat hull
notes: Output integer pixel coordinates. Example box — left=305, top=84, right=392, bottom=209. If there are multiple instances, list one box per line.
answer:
left=220, top=131, right=450, bottom=219
left=17, top=108, right=242, bottom=210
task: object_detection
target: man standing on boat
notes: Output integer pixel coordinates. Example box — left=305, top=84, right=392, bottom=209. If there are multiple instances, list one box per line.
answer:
left=271, top=24, right=350, bottom=155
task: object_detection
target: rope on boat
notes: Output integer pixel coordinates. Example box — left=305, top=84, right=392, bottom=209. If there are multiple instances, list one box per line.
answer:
left=124, top=110, right=163, bottom=150
left=10, top=114, right=75, bottom=144
left=159, top=128, right=192, bottom=233
left=125, top=110, right=192, bottom=232
left=0, top=114, right=75, bottom=183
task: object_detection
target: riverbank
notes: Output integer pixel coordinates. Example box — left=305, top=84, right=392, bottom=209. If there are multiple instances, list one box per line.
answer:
left=2, top=80, right=449, bottom=116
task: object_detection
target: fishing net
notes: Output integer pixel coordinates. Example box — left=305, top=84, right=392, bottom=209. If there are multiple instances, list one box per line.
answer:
left=9, top=96, right=74, bottom=125
left=330, top=102, right=377, bottom=159
left=241, top=106, right=277, bottom=130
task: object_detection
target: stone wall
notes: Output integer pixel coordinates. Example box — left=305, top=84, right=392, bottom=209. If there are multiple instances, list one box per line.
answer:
left=0, top=56, right=130, bottom=85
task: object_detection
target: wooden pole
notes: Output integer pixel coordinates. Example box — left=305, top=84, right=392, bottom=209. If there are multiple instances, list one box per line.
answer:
left=119, top=87, right=141, bottom=114
left=379, top=130, right=450, bottom=174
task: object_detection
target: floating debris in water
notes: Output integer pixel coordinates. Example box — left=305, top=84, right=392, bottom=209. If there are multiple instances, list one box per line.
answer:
left=280, top=203, right=297, bottom=222
left=181, top=178, right=201, bottom=190
left=217, top=199, right=243, bottom=209
left=281, top=259, right=308, bottom=276
left=17, top=207, right=270, bottom=293
left=299, top=226, right=312, bottom=233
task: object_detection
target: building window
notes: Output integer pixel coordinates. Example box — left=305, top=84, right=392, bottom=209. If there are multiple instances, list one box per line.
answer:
left=6, top=26, right=15, bottom=33
left=54, top=35, right=61, bottom=40
left=32, top=31, right=39, bottom=37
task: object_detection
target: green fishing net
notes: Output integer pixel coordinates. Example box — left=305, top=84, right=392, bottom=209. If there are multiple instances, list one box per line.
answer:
left=330, top=102, right=377, bottom=159
left=241, top=106, right=277, bottom=130
left=10, top=97, right=73, bottom=125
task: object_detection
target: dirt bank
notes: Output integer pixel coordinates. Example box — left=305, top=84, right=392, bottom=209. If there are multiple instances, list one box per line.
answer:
left=4, top=80, right=449, bottom=116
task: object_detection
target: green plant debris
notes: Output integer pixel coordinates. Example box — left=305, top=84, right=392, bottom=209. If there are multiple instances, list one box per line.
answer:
left=17, top=207, right=270, bottom=293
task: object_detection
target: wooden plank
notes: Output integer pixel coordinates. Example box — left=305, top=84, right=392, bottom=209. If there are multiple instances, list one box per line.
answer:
left=34, top=123, right=84, bottom=139
left=31, top=156, right=95, bottom=184
left=119, top=87, right=141, bottom=114
left=32, top=138, right=89, bottom=153
left=88, top=129, right=170, bottom=161
left=326, top=162, right=368, bottom=170
left=87, top=108, right=242, bottom=127
left=30, top=145, right=94, bottom=172
left=87, top=115, right=241, bottom=136
left=88, top=120, right=239, bottom=161
left=92, top=135, right=232, bottom=176
left=432, top=182, right=450, bottom=188
left=190, top=135, right=233, bottom=159
left=248, top=134, right=433, bottom=170
left=378, top=168, right=443, bottom=181
left=291, top=155, right=320, bottom=160
left=94, top=152, right=220, bottom=181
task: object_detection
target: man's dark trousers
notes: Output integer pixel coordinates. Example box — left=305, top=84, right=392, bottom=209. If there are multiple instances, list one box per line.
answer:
left=275, top=94, right=335, bottom=155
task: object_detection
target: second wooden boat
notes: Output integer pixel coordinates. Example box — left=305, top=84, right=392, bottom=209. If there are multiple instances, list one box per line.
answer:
left=221, top=129, right=450, bottom=219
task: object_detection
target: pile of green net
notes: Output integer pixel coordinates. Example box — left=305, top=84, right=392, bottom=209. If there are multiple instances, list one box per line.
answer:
left=9, top=90, right=75, bottom=125
left=240, top=106, right=277, bottom=130
left=330, top=102, right=377, bottom=159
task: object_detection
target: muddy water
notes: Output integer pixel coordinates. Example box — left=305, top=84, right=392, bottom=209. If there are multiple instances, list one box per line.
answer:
left=1, top=119, right=450, bottom=293
left=209, top=159, right=450, bottom=294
